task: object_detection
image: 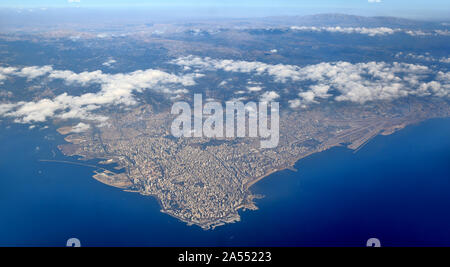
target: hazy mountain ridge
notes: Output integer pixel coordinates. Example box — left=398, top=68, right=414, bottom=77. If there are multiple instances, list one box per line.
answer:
left=0, top=10, right=448, bottom=34
left=262, top=14, right=446, bottom=29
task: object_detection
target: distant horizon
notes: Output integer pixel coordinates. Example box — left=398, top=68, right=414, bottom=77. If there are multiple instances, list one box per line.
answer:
left=0, top=7, right=449, bottom=23
left=0, top=0, right=448, bottom=21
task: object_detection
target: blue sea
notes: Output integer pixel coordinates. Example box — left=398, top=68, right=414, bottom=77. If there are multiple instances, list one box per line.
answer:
left=1, top=118, right=450, bottom=247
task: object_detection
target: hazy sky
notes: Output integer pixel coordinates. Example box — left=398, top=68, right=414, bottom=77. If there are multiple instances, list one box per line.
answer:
left=0, top=0, right=448, bottom=8
left=0, top=0, right=449, bottom=20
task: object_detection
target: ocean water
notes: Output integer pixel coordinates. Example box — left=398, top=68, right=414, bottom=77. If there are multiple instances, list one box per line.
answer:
left=0, top=118, right=449, bottom=247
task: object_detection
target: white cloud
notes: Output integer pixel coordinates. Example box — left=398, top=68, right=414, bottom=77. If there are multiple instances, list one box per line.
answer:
left=1, top=57, right=449, bottom=126
left=395, top=52, right=450, bottom=64
left=260, top=91, right=280, bottom=102
left=102, top=58, right=117, bottom=67
left=0, top=65, right=53, bottom=81
left=172, top=56, right=303, bottom=82
left=435, top=30, right=450, bottom=36
left=247, top=86, right=263, bottom=92
left=0, top=66, right=17, bottom=75
left=289, top=26, right=447, bottom=37
left=396, top=52, right=434, bottom=62
left=290, top=26, right=396, bottom=37
left=69, top=122, right=91, bottom=133
left=407, top=30, right=450, bottom=37
left=173, top=56, right=449, bottom=106
left=0, top=65, right=201, bottom=124
left=0, top=103, right=19, bottom=116
left=405, top=30, right=431, bottom=37
left=17, top=66, right=53, bottom=80
left=0, top=66, right=18, bottom=83
left=298, top=85, right=332, bottom=104
left=440, top=58, right=450, bottom=64
left=368, top=0, right=381, bottom=3
left=288, top=99, right=303, bottom=109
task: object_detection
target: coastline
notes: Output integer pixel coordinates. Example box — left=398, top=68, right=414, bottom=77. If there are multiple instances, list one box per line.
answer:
left=3, top=116, right=450, bottom=245
left=241, top=117, right=445, bottom=212
left=52, top=116, right=448, bottom=230
left=244, top=144, right=343, bottom=191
